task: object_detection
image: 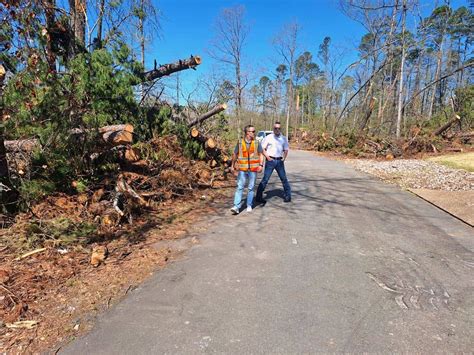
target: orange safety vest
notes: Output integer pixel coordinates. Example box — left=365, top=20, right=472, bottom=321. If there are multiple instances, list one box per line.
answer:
left=237, top=139, right=260, bottom=172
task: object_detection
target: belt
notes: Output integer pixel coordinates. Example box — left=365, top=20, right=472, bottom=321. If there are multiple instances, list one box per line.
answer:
left=269, top=156, right=283, bottom=160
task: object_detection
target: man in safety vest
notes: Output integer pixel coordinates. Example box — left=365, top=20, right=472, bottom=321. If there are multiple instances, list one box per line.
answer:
left=230, top=125, right=264, bottom=215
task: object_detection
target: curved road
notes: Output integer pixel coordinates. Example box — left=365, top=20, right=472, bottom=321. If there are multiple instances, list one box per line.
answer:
left=64, top=150, right=473, bottom=353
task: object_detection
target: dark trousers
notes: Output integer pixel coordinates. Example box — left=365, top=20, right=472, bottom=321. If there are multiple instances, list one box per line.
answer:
left=256, top=160, right=291, bottom=200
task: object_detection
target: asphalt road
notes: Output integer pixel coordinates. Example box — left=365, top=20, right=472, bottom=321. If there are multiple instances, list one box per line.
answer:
left=63, top=150, right=473, bottom=353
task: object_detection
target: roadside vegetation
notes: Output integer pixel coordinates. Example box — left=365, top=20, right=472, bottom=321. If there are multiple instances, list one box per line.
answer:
left=0, top=0, right=472, bottom=352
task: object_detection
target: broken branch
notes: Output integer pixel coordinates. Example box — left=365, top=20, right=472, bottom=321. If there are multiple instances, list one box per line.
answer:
left=142, top=55, right=202, bottom=82
left=187, top=103, right=227, bottom=127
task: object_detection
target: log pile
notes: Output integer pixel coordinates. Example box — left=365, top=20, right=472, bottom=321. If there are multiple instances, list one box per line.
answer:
left=294, top=120, right=472, bottom=158
left=189, top=127, right=229, bottom=169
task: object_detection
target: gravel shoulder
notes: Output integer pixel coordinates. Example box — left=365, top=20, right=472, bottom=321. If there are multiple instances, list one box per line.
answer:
left=345, top=158, right=474, bottom=226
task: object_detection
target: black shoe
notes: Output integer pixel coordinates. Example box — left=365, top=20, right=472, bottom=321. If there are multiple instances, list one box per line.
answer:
left=256, top=197, right=266, bottom=204
left=284, top=197, right=291, bottom=203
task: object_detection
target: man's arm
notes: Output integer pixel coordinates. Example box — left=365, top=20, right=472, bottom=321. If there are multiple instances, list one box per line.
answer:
left=282, top=137, right=289, bottom=161
left=230, top=144, right=238, bottom=174
left=257, top=143, right=264, bottom=172
left=261, top=137, right=273, bottom=161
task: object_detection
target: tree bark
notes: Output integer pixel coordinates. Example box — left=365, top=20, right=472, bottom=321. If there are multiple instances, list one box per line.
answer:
left=396, top=0, right=407, bottom=138
left=433, top=114, right=461, bottom=136
left=0, top=64, right=9, bottom=178
left=187, top=103, right=227, bottom=127
left=71, top=124, right=134, bottom=146
left=0, top=64, right=18, bottom=211
left=96, top=0, right=105, bottom=48
left=43, top=0, right=57, bottom=71
left=142, top=56, right=201, bottom=82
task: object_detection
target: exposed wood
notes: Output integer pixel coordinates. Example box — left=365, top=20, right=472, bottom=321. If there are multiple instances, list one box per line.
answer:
left=71, top=124, right=134, bottom=146
left=142, top=55, right=201, bottom=82
left=124, top=147, right=140, bottom=162
left=433, top=115, right=461, bottom=136
left=116, top=175, right=147, bottom=207
left=15, top=248, right=47, bottom=261
left=360, top=97, right=377, bottom=132
left=205, top=138, right=216, bottom=150
left=100, top=124, right=134, bottom=145
left=187, top=103, right=227, bottom=128
left=189, top=127, right=207, bottom=144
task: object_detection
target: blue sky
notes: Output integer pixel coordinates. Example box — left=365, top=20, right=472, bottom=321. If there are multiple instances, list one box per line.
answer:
left=146, top=0, right=470, bottom=99
left=150, top=0, right=366, bottom=75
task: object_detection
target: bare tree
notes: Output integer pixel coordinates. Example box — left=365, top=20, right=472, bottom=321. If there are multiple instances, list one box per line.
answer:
left=209, top=5, right=250, bottom=133
left=273, top=22, right=301, bottom=136
left=396, top=0, right=407, bottom=138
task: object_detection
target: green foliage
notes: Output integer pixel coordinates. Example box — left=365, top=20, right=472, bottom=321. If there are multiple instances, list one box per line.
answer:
left=18, top=179, right=56, bottom=205
left=170, top=123, right=207, bottom=159
left=2, top=37, right=144, bottom=205
left=21, top=218, right=97, bottom=249
left=455, top=85, right=474, bottom=128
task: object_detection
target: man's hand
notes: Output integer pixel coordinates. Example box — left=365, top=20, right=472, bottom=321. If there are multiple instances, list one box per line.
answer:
left=257, top=166, right=263, bottom=173
left=230, top=166, right=238, bottom=177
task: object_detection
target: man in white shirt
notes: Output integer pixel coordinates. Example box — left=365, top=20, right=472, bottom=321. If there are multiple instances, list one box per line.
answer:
left=256, top=121, right=292, bottom=203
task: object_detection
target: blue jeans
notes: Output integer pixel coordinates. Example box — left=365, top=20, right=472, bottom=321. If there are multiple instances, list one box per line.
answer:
left=233, top=171, right=257, bottom=209
left=256, top=160, right=291, bottom=200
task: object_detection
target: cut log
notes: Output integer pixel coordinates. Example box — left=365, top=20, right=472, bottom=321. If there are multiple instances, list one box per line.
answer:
left=142, top=55, right=202, bottom=82
left=189, top=127, right=207, bottom=144
left=71, top=124, right=134, bottom=146
left=456, top=131, right=474, bottom=142
left=205, top=138, right=217, bottom=149
left=124, top=147, right=140, bottom=162
left=433, top=115, right=461, bottom=136
left=445, top=147, right=463, bottom=153
left=0, top=64, right=5, bottom=81
left=187, top=103, right=227, bottom=127
left=4, top=139, right=39, bottom=153
left=100, top=124, right=134, bottom=145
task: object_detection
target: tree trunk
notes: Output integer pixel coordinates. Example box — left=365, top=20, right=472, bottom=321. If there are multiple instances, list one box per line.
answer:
left=187, top=103, right=227, bottom=127
left=0, top=64, right=18, bottom=211
left=74, top=0, right=86, bottom=48
left=96, top=0, right=105, bottom=48
left=142, top=55, right=201, bottom=82
left=396, top=0, right=407, bottom=138
left=43, top=0, right=57, bottom=71
left=428, top=36, right=445, bottom=121
left=433, top=114, right=461, bottom=136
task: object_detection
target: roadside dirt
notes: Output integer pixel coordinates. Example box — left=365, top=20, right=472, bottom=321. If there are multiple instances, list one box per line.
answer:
left=0, top=185, right=233, bottom=353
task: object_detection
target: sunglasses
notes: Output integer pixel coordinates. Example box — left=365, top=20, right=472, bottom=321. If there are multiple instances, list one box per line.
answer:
left=248, top=130, right=255, bottom=133
left=273, top=127, right=281, bottom=130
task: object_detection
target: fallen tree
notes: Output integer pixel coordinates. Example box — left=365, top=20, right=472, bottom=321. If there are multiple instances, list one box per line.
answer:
left=433, top=115, right=461, bottom=136
left=187, top=103, right=227, bottom=128
left=141, top=55, right=202, bottom=82
left=71, top=124, right=134, bottom=146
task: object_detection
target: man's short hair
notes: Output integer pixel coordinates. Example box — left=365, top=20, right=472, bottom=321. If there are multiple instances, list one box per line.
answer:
left=274, top=121, right=281, bottom=126
left=244, top=124, right=254, bottom=133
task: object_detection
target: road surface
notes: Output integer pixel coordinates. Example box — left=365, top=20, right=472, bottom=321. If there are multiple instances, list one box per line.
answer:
left=63, top=150, right=473, bottom=353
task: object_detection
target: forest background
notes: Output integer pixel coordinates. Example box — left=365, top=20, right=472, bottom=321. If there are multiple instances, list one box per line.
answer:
left=0, top=0, right=473, bottom=210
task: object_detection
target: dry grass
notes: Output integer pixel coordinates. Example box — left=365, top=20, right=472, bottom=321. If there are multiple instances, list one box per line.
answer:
left=427, top=152, right=474, bottom=172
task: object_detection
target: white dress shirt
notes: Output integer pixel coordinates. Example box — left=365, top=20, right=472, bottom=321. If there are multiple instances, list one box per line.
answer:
left=261, top=133, right=289, bottom=158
